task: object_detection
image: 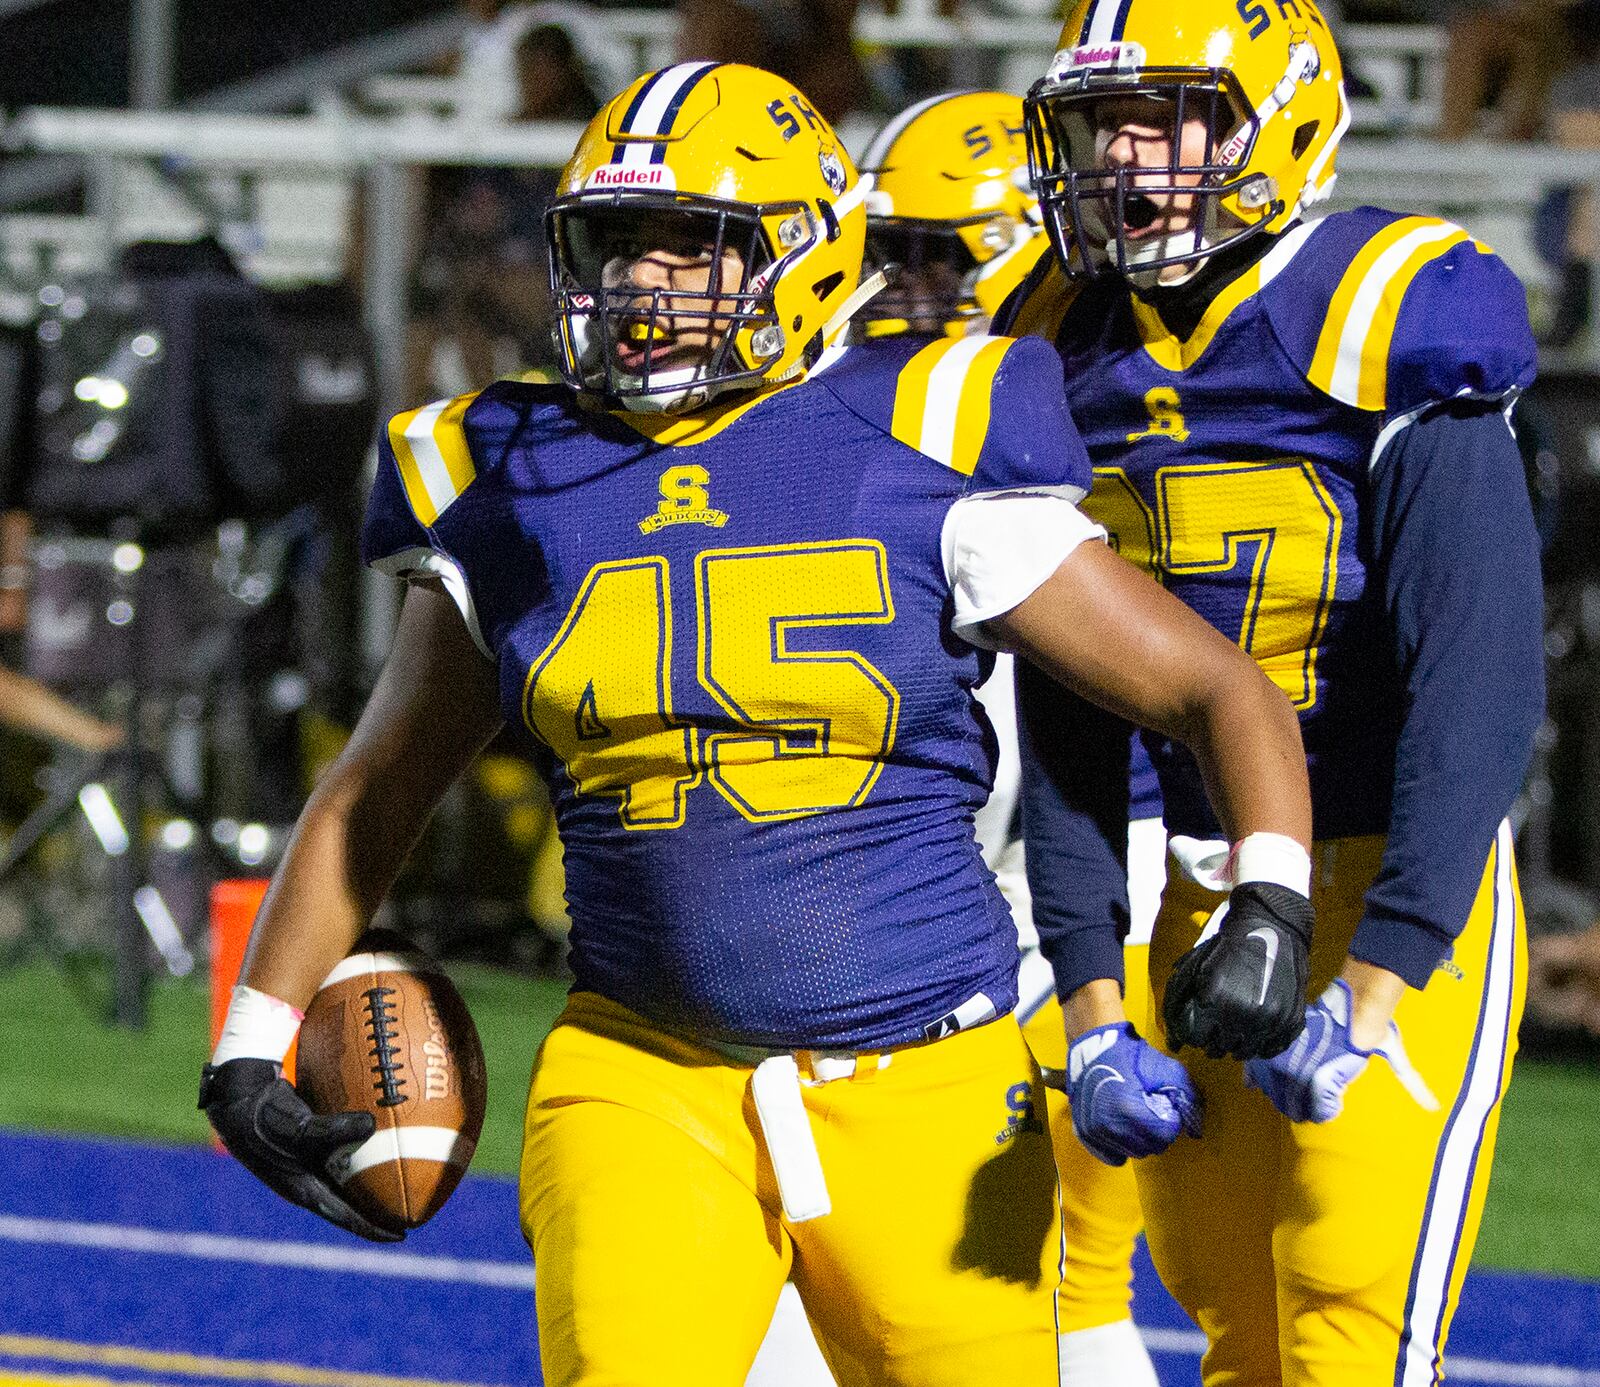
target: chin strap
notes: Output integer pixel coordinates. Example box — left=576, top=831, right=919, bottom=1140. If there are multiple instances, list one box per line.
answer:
left=820, top=270, right=891, bottom=348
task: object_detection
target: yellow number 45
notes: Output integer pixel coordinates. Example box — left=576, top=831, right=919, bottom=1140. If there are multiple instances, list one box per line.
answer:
left=523, top=541, right=900, bottom=828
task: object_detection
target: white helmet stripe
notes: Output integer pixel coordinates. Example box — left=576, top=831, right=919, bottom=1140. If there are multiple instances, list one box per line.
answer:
left=1081, top=0, right=1135, bottom=44
left=617, top=62, right=719, bottom=169
left=861, top=90, right=971, bottom=170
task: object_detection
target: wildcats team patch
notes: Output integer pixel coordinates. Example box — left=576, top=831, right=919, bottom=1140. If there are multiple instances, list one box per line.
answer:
left=639, top=463, right=729, bottom=534
left=995, top=1081, right=1043, bottom=1145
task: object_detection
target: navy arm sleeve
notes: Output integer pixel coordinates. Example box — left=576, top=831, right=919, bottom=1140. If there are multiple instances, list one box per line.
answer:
left=1016, top=657, right=1133, bottom=997
left=1352, top=400, right=1545, bottom=986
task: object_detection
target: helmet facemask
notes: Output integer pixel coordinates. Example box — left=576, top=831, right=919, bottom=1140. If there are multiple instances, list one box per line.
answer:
left=859, top=216, right=994, bottom=335
left=547, top=195, right=802, bottom=412
left=1026, top=68, right=1279, bottom=291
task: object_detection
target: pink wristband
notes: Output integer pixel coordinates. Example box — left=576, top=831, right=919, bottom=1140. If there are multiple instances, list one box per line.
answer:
left=211, top=984, right=304, bottom=1066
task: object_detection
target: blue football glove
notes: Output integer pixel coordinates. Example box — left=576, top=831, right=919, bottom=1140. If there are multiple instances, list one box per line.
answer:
left=1057, top=1022, right=1202, bottom=1166
left=1163, top=881, right=1314, bottom=1061
left=1243, top=979, right=1440, bottom=1124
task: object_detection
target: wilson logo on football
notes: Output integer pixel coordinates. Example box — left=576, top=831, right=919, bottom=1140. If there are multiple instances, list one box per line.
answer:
left=585, top=164, right=678, bottom=190
left=422, top=998, right=452, bottom=1100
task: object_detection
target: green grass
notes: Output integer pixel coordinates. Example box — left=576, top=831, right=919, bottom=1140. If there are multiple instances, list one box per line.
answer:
left=0, top=959, right=566, bottom=1175
left=1475, top=1058, right=1600, bottom=1280
left=3, top=959, right=1597, bottom=1281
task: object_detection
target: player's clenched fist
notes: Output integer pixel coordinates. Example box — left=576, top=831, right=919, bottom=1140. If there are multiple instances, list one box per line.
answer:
left=1163, top=882, right=1314, bottom=1061
left=1244, top=979, right=1440, bottom=1124
left=1062, top=1022, right=1202, bottom=1166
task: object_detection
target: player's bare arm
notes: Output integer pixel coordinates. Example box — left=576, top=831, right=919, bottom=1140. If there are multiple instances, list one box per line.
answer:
left=993, top=537, right=1313, bottom=1055
left=241, top=580, right=503, bottom=1010
left=993, top=540, right=1309, bottom=853
left=199, top=580, right=501, bottom=1242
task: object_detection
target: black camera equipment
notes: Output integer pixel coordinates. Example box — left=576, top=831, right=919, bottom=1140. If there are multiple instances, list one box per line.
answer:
left=5, top=238, right=374, bottom=1026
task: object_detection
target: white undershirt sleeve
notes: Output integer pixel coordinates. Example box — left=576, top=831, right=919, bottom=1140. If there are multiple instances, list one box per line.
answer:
left=942, top=487, right=1107, bottom=651
left=369, top=545, right=493, bottom=659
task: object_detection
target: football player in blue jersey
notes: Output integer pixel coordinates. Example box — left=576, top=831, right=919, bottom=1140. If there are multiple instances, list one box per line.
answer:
left=859, top=90, right=1163, bottom=1387
left=999, top=2, right=1545, bottom=1384
left=199, top=62, right=1320, bottom=1387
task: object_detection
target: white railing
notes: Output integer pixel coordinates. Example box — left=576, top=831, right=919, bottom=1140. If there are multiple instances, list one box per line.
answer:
left=5, top=104, right=1588, bottom=364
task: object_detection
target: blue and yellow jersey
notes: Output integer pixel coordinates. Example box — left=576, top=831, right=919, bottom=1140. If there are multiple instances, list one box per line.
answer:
left=1001, top=206, right=1537, bottom=845
left=362, top=336, right=1090, bottom=1049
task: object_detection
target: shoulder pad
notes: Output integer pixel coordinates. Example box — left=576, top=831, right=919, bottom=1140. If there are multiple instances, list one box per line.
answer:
left=385, top=380, right=555, bottom=526
left=1266, top=208, right=1535, bottom=415
left=993, top=254, right=1081, bottom=343
left=885, top=333, right=1088, bottom=493
left=889, top=334, right=1019, bottom=477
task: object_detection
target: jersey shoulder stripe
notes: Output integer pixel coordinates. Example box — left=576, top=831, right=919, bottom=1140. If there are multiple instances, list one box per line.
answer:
left=387, top=390, right=483, bottom=527
left=1306, top=215, right=1479, bottom=410
left=993, top=255, right=1080, bottom=343
left=889, top=334, right=1016, bottom=476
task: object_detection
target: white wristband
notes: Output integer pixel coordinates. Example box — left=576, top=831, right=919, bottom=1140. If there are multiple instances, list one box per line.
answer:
left=1230, top=832, right=1312, bottom=898
left=211, top=984, right=304, bottom=1066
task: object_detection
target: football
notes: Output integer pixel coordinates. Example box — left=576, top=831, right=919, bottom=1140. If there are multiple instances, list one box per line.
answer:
left=295, top=929, right=487, bottom=1232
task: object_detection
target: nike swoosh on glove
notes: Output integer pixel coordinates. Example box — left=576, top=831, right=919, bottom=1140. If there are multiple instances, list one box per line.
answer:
left=1243, top=979, right=1441, bottom=1123
left=1163, top=881, right=1313, bottom=1061
left=1057, top=1022, right=1202, bottom=1166
left=199, top=1057, right=403, bottom=1242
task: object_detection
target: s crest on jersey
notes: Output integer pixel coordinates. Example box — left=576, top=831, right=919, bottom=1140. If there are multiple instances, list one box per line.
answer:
left=1126, top=387, right=1190, bottom=443
left=639, top=464, right=730, bottom=534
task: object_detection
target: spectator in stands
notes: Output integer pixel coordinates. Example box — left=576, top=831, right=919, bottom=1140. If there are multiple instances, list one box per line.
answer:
left=676, top=0, right=871, bottom=122
left=1533, top=0, right=1600, bottom=344
left=1434, top=0, right=1575, bottom=141
left=454, top=1, right=629, bottom=123
left=409, top=21, right=604, bottom=396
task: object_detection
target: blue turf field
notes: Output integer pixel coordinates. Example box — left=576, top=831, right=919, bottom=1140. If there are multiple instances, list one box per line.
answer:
left=2, top=1129, right=1596, bottom=1387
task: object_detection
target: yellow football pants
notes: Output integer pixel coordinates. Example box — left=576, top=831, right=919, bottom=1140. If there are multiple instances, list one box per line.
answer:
left=1138, top=825, right=1526, bottom=1387
left=1021, top=943, right=1152, bottom=1334
left=520, top=991, right=1063, bottom=1387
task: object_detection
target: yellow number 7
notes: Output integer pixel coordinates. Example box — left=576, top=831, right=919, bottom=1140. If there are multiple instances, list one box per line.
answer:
left=522, top=541, right=900, bottom=828
left=1090, top=459, right=1343, bottom=710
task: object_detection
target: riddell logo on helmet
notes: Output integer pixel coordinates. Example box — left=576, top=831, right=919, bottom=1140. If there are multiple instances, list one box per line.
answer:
left=585, top=165, right=678, bottom=190
left=1054, top=40, right=1146, bottom=75
left=1217, top=129, right=1252, bottom=166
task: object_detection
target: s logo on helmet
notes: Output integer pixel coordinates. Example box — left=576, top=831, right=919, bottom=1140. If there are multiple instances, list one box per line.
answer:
left=585, top=165, right=679, bottom=191
left=818, top=149, right=848, bottom=197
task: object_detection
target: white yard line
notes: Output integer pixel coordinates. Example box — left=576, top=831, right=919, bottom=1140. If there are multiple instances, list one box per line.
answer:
left=2, top=1215, right=1595, bottom=1387
left=0, top=1214, right=534, bottom=1289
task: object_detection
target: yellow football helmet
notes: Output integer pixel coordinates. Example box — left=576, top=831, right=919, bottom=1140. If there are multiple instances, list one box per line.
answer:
left=859, top=90, right=1046, bottom=336
left=1024, top=0, right=1349, bottom=286
left=546, top=62, right=866, bottom=411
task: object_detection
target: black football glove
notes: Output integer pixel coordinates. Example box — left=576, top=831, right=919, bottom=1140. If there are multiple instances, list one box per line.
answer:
left=199, top=1057, right=403, bottom=1243
left=1162, top=881, right=1314, bottom=1061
